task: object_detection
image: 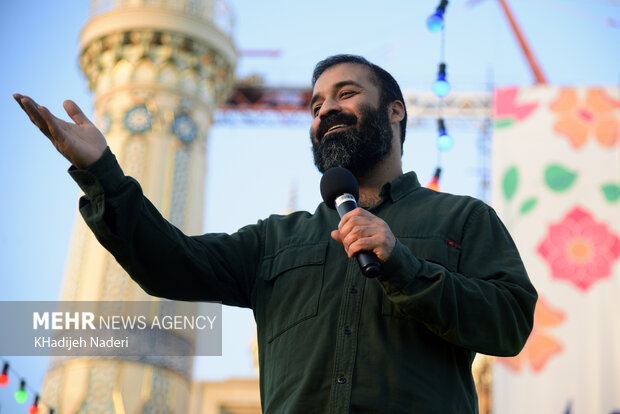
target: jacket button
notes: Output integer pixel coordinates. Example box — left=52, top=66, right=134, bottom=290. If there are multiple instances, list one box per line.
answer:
left=349, top=286, right=358, bottom=294
left=337, top=376, right=347, bottom=384
left=344, top=327, right=352, bottom=335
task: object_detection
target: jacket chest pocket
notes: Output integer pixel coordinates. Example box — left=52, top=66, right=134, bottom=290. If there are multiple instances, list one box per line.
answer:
left=382, top=237, right=460, bottom=319
left=262, top=242, right=327, bottom=343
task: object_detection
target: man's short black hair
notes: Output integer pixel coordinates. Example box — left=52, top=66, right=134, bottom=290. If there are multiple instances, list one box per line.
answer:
left=311, top=54, right=407, bottom=147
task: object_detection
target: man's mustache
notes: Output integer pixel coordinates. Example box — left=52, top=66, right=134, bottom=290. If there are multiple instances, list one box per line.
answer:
left=317, top=112, right=358, bottom=140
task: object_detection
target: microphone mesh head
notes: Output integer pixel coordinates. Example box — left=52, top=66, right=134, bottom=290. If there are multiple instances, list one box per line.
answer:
left=320, top=167, right=359, bottom=209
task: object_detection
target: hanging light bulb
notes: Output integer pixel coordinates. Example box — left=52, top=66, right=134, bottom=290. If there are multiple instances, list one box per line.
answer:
left=426, top=0, right=449, bottom=32
left=432, top=63, right=450, bottom=97
left=0, top=362, right=9, bottom=387
left=426, top=167, right=442, bottom=192
left=28, top=394, right=40, bottom=414
left=14, top=379, right=27, bottom=404
left=426, top=12, right=444, bottom=32
left=436, top=118, right=453, bottom=151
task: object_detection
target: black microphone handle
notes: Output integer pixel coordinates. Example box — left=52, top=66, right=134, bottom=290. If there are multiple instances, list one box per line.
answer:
left=335, top=196, right=382, bottom=278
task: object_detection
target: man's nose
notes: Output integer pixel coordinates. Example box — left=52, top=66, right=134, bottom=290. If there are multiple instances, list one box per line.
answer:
left=318, top=97, right=341, bottom=119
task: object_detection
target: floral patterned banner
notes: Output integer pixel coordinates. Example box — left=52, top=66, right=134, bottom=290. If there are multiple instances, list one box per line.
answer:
left=491, top=86, right=620, bottom=414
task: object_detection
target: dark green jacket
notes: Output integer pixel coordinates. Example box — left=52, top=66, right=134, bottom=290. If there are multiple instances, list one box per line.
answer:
left=70, top=148, right=537, bottom=414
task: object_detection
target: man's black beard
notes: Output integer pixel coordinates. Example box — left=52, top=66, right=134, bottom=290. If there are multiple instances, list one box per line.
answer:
left=311, top=103, right=393, bottom=178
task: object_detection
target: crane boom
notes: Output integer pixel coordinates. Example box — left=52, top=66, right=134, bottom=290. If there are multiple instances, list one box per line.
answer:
left=497, top=0, right=548, bottom=84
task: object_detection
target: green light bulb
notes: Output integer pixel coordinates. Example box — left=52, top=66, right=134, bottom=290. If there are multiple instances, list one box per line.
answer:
left=15, top=388, right=28, bottom=404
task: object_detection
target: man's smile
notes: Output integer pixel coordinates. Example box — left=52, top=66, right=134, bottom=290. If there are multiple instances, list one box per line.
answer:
left=317, top=113, right=358, bottom=140
left=324, top=123, right=350, bottom=136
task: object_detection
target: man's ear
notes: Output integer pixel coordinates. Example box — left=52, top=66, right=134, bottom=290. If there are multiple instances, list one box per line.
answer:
left=389, top=100, right=405, bottom=124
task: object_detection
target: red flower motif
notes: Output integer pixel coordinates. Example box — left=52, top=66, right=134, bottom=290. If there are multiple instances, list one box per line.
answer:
left=549, top=88, right=620, bottom=148
left=538, top=206, right=620, bottom=291
left=497, top=296, right=564, bottom=373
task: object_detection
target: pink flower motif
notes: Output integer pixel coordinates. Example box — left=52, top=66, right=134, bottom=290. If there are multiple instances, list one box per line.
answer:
left=537, top=206, right=620, bottom=291
left=494, top=88, right=539, bottom=127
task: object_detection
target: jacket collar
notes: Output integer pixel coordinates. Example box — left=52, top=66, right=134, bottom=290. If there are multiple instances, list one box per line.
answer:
left=379, top=171, right=421, bottom=203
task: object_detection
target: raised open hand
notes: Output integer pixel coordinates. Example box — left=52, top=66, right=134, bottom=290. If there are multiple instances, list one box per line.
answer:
left=13, top=94, right=107, bottom=170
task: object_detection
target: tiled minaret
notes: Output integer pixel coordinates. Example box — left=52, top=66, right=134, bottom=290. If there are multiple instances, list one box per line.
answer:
left=41, top=1, right=236, bottom=412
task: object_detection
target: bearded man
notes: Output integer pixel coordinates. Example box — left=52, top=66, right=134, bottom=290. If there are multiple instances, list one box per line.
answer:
left=14, top=54, right=537, bottom=413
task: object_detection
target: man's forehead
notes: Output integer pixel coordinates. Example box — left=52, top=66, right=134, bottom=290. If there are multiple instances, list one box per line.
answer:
left=312, top=63, right=375, bottom=93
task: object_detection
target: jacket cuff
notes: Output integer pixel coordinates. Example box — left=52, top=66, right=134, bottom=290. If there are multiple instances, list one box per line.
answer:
left=68, top=147, right=126, bottom=196
left=378, top=238, right=422, bottom=294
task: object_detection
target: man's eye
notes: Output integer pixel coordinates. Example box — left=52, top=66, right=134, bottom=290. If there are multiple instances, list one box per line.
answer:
left=313, top=105, right=321, bottom=117
left=340, top=90, right=355, bottom=99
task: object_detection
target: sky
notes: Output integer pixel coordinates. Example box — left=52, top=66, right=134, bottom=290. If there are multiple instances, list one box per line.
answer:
left=0, top=0, right=619, bottom=411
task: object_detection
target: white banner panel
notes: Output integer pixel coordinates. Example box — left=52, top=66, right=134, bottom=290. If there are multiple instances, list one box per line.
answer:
left=491, top=86, right=620, bottom=414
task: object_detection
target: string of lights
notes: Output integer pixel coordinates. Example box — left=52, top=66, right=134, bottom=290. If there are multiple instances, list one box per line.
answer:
left=425, top=0, right=452, bottom=192
left=0, top=359, right=54, bottom=414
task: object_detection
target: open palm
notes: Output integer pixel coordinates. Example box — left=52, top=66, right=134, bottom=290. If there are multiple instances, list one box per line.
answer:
left=14, top=94, right=107, bottom=169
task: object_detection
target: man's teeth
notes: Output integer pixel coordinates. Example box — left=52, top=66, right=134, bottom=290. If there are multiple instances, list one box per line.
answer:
left=327, top=124, right=347, bottom=132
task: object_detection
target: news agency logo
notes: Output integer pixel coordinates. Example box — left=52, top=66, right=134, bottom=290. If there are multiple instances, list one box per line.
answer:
left=0, top=301, right=223, bottom=356
left=32, top=312, right=217, bottom=331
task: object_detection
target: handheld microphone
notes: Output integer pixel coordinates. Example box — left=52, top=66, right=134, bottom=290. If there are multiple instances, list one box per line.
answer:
left=320, top=167, right=382, bottom=278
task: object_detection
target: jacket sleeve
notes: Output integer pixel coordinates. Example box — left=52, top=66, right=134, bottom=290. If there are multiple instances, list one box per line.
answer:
left=68, top=147, right=262, bottom=309
left=378, top=202, right=537, bottom=357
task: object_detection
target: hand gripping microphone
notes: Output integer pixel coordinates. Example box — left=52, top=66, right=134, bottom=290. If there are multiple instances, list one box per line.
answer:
left=320, top=167, right=382, bottom=278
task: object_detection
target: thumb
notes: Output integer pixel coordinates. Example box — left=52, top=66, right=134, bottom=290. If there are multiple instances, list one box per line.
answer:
left=63, top=100, right=92, bottom=125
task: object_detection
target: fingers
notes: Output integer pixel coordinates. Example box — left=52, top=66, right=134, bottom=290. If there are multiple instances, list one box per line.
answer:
left=346, top=234, right=392, bottom=261
left=331, top=229, right=343, bottom=244
left=341, top=222, right=386, bottom=258
left=63, top=100, right=92, bottom=125
left=14, top=94, right=52, bottom=138
left=12, top=93, right=26, bottom=112
left=337, top=208, right=374, bottom=235
left=332, top=208, right=396, bottom=261
left=38, top=105, right=65, bottom=142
